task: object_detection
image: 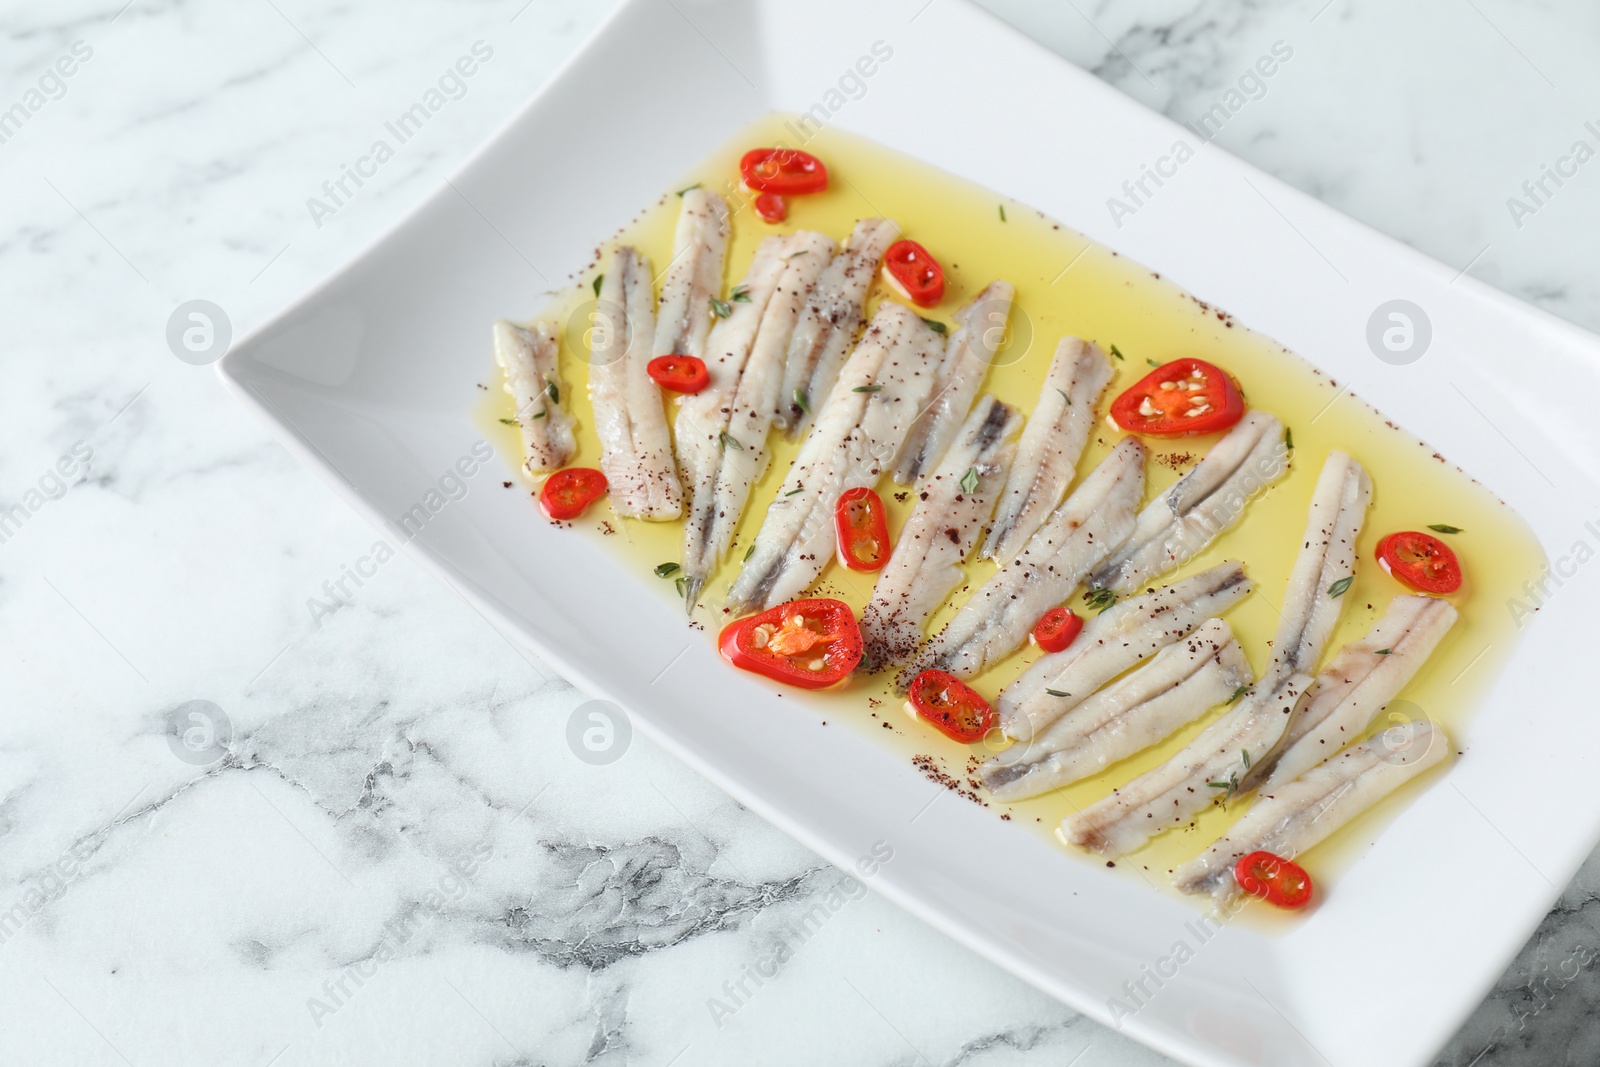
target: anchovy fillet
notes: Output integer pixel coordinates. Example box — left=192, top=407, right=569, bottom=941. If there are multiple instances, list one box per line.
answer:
left=998, top=561, right=1255, bottom=741
left=589, top=247, right=682, bottom=519
left=725, top=303, right=942, bottom=615
left=677, top=231, right=836, bottom=609
left=1173, top=721, right=1449, bottom=906
left=1261, top=450, right=1372, bottom=688
left=981, top=619, right=1252, bottom=802
left=896, top=438, right=1146, bottom=688
left=980, top=337, right=1114, bottom=562
left=859, top=395, right=1021, bottom=672
left=893, top=281, right=1015, bottom=485
left=493, top=320, right=574, bottom=474
left=1259, top=595, right=1457, bottom=788
left=1087, top=411, right=1289, bottom=593
left=776, top=218, right=902, bottom=438
left=1060, top=674, right=1311, bottom=856
left=652, top=188, right=730, bottom=359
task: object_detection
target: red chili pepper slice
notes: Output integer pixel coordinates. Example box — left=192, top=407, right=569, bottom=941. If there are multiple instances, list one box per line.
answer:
left=907, top=670, right=994, bottom=743
left=1109, top=357, right=1246, bottom=438
left=1376, top=531, right=1463, bottom=594
left=834, top=486, right=891, bottom=572
left=719, top=598, right=863, bottom=689
left=1234, top=850, right=1314, bottom=910
left=646, top=355, right=710, bottom=394
left=740, top=148, right=828, bottom=195
left=1033, top=607, right=1083, bottom=654
left=754, top=192, right=788, bottom=223
left=881, top=240, right=945, bottom=308
left=540, top=467, right=607, bottom=521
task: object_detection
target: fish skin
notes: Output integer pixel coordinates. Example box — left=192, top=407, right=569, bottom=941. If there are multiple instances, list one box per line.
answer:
left=588, top=246, right=683, bottom=519
left=893, top=281, right=1015, bottom=485
left=1257, top=594, right=1456, bottom=788
left=895, top=437, right=1146, bottom=689
left=776, top=218, right=901, bottom=438
left=1060, top=673, right=1312, bottom=856
left=980, top=336, right=1114, bottom=562
left=725, top=302, right=943, bottom=616
left=1087, top=411, right=1289, bottom=593
left=1172, top=721, right=1449, bottom=908
left=652, top=188, right=730, bottom=360
left=493, top=319, right=575, bottom=474
left=858, top=395, right=1021, bottom=673
left=998, top=560, right=1254, bottom=741
left=981, top=618, right=1252, bottom=802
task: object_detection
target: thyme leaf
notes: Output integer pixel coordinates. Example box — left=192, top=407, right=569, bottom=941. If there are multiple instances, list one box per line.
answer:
left=1083, top=587, right=1117, bottom=612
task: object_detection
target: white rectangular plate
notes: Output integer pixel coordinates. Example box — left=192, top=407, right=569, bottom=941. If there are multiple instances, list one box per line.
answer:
left=216, top=2, right=1600, bottom=1064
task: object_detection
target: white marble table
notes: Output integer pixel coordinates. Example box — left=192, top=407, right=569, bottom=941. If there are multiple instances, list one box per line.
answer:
left=4, top=1, right=1596, bottom=1064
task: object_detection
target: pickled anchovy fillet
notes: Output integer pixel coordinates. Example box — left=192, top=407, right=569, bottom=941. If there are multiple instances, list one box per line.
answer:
left=677, top=231, right=835, bottom=609
left=588, top=246, right=682, bottom=519
left=1258, top=450, right=1372, bottom=688
left=998, top=561, right=1254, bottom=741
left=981, top=619, right=1251, bottom=802
left=859, top=395, right=1020, bottom=672
left=893, top=281, right=1015, bottom=485
left=652, top=187, right=730, bottom=360
left=1258, top=594, right=1456, bottom=788
left=980, top=337, right=1114, bottom=562
left=776, top=218, right=901, bottom=438
left=493, top=319, right=574, bottom=474
left=1087, top=411, right=1288, bottom=593
left=1060, top=674, right=1311, bottom=856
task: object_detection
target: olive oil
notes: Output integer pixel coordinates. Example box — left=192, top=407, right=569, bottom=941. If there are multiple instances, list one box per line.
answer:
left=476, top=114, right=1545, bottom=909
